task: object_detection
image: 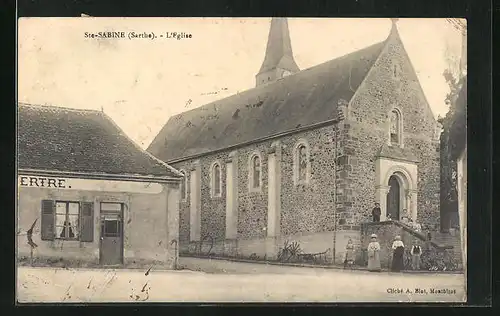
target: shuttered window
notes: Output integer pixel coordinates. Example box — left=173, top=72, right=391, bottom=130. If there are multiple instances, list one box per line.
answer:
left=41, top=200, right=55, bottom=240
left=80, top=202, right=94, bottom=242
left=40, top=200, right=94, bottom=242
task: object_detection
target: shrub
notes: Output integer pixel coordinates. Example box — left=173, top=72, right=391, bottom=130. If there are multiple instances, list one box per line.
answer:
left=420, top=247, right=459, bottom=271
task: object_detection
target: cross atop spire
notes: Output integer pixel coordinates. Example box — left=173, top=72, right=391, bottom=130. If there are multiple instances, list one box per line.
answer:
left=388, top=18, right=401, bottom=38
left=255, top=18, right=300, bottom=87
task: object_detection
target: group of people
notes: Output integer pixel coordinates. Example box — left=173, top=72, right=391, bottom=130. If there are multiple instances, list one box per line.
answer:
left=367, top=234, right=422, bottom=272
left=340, top=202, right=426, bottom=271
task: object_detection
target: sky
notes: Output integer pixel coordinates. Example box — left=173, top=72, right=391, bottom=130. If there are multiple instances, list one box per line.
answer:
left=18, top=18, right=465, bottom=149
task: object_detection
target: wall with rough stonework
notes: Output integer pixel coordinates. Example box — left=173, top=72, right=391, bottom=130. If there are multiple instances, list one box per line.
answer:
left=172, top=123, right=341, bottom=251
left=175, top=165, right=192, bottom=244
left=173, top=152, right=228, bottom=244
left=234, top=142, right=270, bottom=239
left=278, top=125, right=338, bottom=235
left=346, top=30, right=440, bottom=229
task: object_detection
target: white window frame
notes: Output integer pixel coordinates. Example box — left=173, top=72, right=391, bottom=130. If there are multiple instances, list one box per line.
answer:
left=293, top=139, right=311, bottom=186
left=55, top=201, right=80, bottom=240
left=248, top=151, right=263, bottom=193
left=210, top=161, right=222, bottom=198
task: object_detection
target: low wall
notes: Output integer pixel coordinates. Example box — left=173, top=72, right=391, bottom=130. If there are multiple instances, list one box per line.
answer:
left=180, top=230, right=362, bottom=265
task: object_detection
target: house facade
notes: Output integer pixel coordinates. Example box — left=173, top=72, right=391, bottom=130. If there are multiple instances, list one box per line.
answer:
left=147, top=19, right=441, bottom=264
left=17, top=103, right=182, bottom=269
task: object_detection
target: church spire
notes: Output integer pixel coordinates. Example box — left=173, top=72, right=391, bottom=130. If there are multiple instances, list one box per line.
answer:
left=255, top=18, right=300, bottom=87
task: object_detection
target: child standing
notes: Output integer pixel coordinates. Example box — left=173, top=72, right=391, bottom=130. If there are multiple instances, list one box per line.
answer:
left=411, top=241, right=422, bottom=270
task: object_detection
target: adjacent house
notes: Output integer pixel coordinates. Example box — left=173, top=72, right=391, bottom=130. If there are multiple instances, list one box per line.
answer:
left=17, top=103, right=182, bottom=269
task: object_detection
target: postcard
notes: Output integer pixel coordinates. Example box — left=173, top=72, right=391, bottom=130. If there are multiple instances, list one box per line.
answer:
left=16, top=17, right=467, bottom=303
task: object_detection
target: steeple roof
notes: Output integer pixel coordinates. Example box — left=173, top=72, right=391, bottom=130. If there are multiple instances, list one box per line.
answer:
left=257, top=18, right=300, bottom=74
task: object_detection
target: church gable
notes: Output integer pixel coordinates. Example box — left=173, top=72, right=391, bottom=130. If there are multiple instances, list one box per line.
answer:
left=343, top=22, right=441, bottom=228
left=348, top=23, right=438, bottom=141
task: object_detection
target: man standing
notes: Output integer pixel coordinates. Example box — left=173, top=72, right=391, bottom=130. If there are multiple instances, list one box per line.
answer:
left=372, top=202, right=381, bottom=222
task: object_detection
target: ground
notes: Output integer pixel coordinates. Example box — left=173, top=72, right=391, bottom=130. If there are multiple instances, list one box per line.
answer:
left=17, top=258, right=466, bottom=303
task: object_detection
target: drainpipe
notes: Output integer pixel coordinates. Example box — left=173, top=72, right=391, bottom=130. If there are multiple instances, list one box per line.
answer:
left=332, top=122, right=340, bottom=264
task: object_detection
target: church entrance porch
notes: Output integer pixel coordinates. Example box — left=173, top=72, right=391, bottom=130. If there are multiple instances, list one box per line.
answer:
left=375, top=155, right=418, bottom=222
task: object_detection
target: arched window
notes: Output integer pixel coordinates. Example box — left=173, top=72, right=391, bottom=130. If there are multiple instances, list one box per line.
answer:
left=180, top=170, right=187, bottom=201
left=211, top=162, right=222, bottom=198
left=298, top=145, right=308, bottom=181
left=390, top=109, right=402, bottom=146
left=392, top=61, right=402, bottom=79
left=294, top=140, right=311, bottom=185
left=249, top=152, right=262, bottom=192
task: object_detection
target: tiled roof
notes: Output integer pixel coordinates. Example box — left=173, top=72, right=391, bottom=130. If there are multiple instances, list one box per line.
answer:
left=18, top=103, right=181, bottom=178
left=148, top=41, right=386, bottom=162
left=377, top=144, right=420, bottom=163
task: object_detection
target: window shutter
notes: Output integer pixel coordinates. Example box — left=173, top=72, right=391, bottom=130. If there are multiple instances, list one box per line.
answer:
left=80, top=202, right=94, bottom=242
left=40, top=200, right=55, bottom=241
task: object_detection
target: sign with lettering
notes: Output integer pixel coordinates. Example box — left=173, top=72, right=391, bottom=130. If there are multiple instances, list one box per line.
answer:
left=18, top=175, right=164, bottom=194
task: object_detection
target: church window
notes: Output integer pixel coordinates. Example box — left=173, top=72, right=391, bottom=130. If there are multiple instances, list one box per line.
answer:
left=294, top=140, right=311, bottom=185
left=211, top=162, right=222, bottom=198
left=389, top=109, right=402, bottom=146
left=298, top=145, right=307, bottom=181
left=180, top=170, right=188, bottom=201
left=392, top=61, right=402, bottom=79
left=249, top=152, right=262, bottom=192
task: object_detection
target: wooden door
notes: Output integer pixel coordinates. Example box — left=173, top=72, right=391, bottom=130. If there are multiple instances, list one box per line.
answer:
left=386, top=176, right=400, bottom=220
left=99, top=203, right=123, bottom=266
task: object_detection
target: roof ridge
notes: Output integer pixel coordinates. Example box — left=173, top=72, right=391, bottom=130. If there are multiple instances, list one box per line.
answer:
left=18, top=102, right=103, bottom=114
left=169, top=40, right=386, bottom=120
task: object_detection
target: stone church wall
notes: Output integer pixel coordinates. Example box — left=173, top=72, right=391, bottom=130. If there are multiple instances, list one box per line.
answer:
left=347, top=33, right=440, bottom=229
left=172, top=123, right=341, bottom=251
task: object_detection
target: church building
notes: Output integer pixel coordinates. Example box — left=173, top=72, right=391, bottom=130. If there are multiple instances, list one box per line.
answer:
left=147, top=18, right=441, bottom=263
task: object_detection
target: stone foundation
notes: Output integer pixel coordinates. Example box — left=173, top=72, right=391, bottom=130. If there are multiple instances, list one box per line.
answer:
left=180, top=230, right=363, bottom=265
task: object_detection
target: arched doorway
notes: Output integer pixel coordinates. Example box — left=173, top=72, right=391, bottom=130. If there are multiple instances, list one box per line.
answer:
left=386, top=175, right=400, bottom=220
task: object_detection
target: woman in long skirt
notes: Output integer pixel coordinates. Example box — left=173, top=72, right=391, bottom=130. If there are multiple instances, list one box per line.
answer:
left=391, top=236, right=405, bottom=272
left=344, top=238, right=355, bottom=269
left=367, top=234, right=381, bottom=272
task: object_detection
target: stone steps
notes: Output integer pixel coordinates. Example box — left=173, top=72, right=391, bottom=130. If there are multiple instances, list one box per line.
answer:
left=430, top=231, right=463, bottom=265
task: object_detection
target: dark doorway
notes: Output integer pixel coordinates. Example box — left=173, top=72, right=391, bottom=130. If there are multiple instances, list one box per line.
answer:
left=99, top=203, right=124, bottom=266
left=386, top=175, right=400, bottom=220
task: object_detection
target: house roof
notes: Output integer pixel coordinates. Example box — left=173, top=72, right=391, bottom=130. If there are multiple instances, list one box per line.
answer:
left=449, top=76, right=467, bottom=159
left=18, top=103, right=181, bottom=178
left=148, top=40, right=386, bottom=162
